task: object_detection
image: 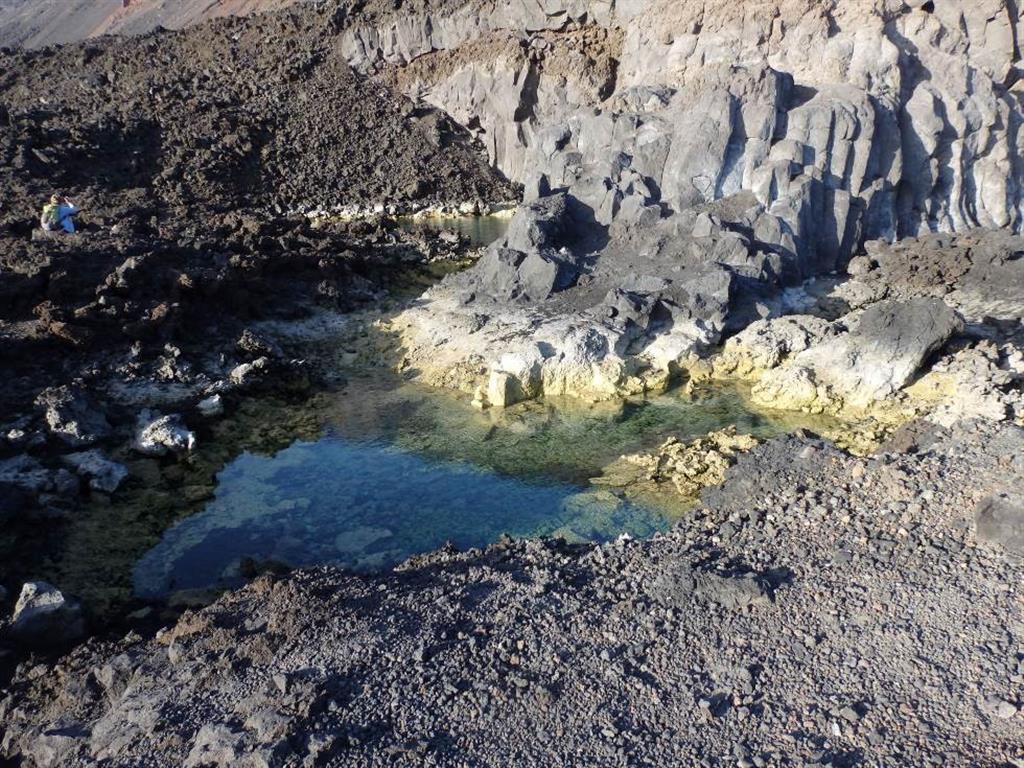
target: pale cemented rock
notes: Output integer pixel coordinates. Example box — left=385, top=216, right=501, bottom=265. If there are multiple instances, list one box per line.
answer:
left=133, top=413, right=196, bottom=456
left=197, top=394, right=225, bottom=418
left=229, top=357, right=271, bottom=387
left=33, top=385, right=111, bottom=448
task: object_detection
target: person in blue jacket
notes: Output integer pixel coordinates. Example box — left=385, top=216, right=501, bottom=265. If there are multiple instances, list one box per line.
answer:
left=40, top=193, right=81, bottom=234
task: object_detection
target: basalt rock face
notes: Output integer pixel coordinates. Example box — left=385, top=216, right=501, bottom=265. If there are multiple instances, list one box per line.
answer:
left=343, top=0, right=1024, bottom=267
left=356, top=0, right=1024, bottom=413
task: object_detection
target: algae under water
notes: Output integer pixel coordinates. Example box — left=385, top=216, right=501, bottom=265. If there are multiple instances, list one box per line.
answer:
left=130, top=373, right=846, bottom=599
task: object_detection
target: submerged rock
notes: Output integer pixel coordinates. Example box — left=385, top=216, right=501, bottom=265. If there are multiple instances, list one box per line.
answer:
left=0, top=454, right=53, bottom=496
left=236, top=329, right=283, bottom=361
left=228, top=357, right=272, bottom=387
left=61, top=450, right=129, bottom=494
left=0, top=482, right=29, bottom=523
left=594, top=427, right=759, bottom=501
left=197, top=394, right=225, bottom=418
left=0, top=454, right=82, bottom=516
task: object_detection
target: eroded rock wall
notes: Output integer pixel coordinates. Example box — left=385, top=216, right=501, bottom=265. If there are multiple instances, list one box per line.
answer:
left=341, top=0, right=1024, bottom=266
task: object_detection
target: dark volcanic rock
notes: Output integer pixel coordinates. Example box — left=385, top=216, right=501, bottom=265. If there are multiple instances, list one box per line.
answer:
left=0, top=4, right=515, bottom=458
left=61, top=450, right=128, bottom=494
left=34, top=385, right=111, bottom=448
left=856, top=298, right=963, bottom=374
left=975, top=493, right=1024, bottom=557
left=3, top=581, right=85, bottom=648
left=648, top=563, right=771, bottom=611
left=0, top=9, right=514, bottom=227
left=2, top=422, right=1022, bottom=767
left=473, top=194, right=579, bottom=301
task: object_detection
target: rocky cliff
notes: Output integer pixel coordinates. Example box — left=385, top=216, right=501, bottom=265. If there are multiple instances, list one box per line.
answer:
left=5, top=0, right=1022, bottom=264
left=328, top=0, right=1024, bottom=418
left=340, top=0, right=1024, bottom=268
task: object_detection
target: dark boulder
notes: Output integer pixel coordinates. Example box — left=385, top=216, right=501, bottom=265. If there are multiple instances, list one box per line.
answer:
left=3, top=582, right=85, bottom=648
left=975, top=493, right=1024, bottom=556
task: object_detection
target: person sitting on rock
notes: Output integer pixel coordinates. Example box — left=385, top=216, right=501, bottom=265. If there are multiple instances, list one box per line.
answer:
left=40, top=193, right=81, bottom=234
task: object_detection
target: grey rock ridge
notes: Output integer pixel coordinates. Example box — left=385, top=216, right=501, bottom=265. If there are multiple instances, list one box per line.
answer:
left=60, top=451, right=129, bottom=494
left=2, top=421, right=1023, bottom=766
left=751, top=298, right=964, bottom=411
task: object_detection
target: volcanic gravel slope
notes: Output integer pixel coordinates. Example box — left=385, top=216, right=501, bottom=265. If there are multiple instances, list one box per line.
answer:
left=0, top=0, right=303, bottom=49
left=2, top=421, right=1022, bottom=767
left=0, top=1, right=514, bottom=428
left=0, top=4, right=514, bottom=231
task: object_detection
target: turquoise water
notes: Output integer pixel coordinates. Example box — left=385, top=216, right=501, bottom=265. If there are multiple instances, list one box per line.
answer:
left=132, top=377, right=840, bottom=598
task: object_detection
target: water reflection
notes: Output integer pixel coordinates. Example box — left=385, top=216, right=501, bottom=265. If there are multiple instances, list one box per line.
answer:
left=391, top=212, right=512, bottom=247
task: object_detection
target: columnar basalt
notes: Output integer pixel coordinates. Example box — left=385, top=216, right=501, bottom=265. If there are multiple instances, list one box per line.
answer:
left=342, top=1, right=1024, bottom=255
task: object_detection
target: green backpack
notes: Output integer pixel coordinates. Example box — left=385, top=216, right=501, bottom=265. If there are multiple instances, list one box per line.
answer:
left=41, top=203, right=61, bottom=231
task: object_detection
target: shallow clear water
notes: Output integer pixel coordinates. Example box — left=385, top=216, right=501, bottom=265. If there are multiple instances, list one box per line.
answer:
left=132, top=440, right=664, bottom=597
left=392, top=213, right=512, bottom=247
left=132, top=375, right=840, bottom=598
